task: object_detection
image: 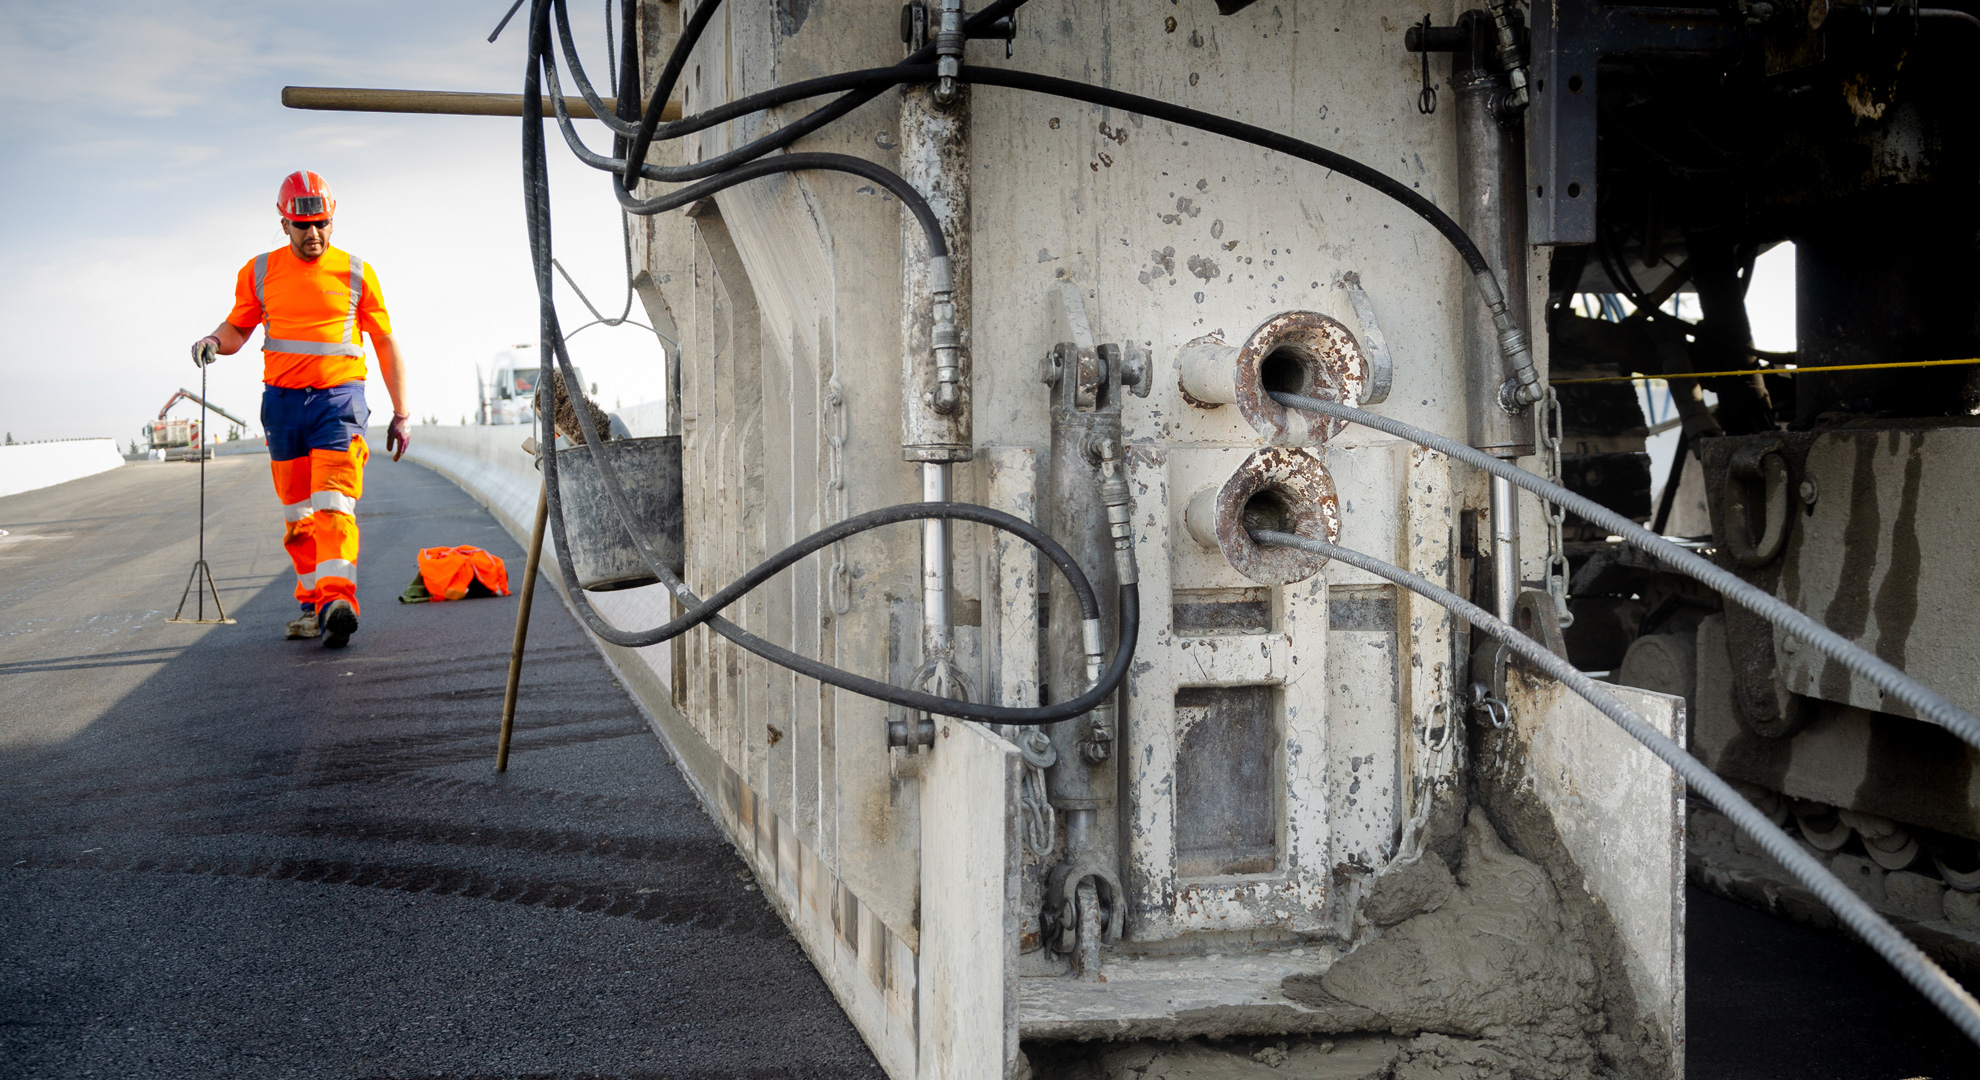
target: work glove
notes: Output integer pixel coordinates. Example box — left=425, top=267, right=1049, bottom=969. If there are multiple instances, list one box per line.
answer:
left=386, top=413, right=412, bottom=461
left=191, top=335, right=221, bottom=367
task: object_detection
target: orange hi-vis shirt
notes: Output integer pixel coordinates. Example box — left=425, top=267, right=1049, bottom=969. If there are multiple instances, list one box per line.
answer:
left=226, top=245, right=391, bottom=389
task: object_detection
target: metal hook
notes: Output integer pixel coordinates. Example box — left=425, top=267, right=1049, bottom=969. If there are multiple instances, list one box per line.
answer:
left=1469, top=682, right=1511, bottom=729
left=1417, top=15, right=1438, bottom=115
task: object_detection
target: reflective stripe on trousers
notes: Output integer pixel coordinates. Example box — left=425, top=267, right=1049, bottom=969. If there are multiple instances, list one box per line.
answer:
left=271, top=436, right=367, bottom=613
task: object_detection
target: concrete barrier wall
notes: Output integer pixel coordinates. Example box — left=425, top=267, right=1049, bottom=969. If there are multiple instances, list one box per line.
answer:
left=0, top=439, right=125, bottom=499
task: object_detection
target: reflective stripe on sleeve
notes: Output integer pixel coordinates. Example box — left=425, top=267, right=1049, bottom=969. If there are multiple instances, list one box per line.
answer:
left=283, top=499, right=315, bottom=522
left=311, top=490, right=357, bottom=515
left=314, top=559, right=356, bottom=583
left=262, top=338, right=365, bottom=357
left=253, top=253, right=268, bottom=307
left=343, top=256, right=364, bottom=345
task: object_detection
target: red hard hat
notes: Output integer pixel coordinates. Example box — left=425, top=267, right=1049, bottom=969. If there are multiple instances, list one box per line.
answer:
left=276, top=170, right=336, bottom=222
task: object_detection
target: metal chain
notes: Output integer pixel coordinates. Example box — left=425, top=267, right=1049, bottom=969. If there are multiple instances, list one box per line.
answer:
left=1015, top=728, right=1057, bottom=857
left=824, top=377, right=852, bottom=615
left=1542, top=387, right=1574, bottom=628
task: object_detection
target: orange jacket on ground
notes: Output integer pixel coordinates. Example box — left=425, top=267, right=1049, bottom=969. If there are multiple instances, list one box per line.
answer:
left=227, top=245, right=391, bottom=389
left=417, top=546, right=511, bottom=602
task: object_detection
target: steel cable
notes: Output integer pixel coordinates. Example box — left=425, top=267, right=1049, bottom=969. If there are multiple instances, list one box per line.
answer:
left=1270, top=390, right=1980, bottom=752
left=1250, top=527, right=1980, bottom=1050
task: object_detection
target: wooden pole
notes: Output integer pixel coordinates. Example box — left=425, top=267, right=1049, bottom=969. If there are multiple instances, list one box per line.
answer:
left=282, top=86, right=682, bottom=122
left=497, top=480, right=551, bottom=772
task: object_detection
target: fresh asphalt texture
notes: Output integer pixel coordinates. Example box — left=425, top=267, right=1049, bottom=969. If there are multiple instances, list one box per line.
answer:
left=0, top=452, right=882, bottom=1080
left=6, top=457, right=1980, bottom=1080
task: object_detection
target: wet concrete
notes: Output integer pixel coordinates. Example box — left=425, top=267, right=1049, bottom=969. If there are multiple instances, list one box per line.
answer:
left=0, top=455, right=882, bottom=1079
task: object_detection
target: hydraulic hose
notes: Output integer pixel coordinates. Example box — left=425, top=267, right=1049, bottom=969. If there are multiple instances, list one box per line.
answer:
left=539, top=55, right=949, bottom=249
left=605, top=0, right=1033, bottom=186
left=962, top=67, right=1489, bottom=277
left=557, top=60, right=1488, bottom=274
left=538, top=501, right=1097, bottom=650
left=551, top=0, right=641, bottom=137
left=1269, top=390, right=1980, bottom=752
left=552, top=52, right=1539, bottom=404
left=1248, top=528, right=1980, bottom=1051
left=520, top=0, right=1135, bottom=726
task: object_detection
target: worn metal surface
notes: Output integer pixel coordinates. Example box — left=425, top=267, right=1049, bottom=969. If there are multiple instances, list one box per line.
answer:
left=550, top=434, right=684, bottom=591
left=1769, top=426, right=1980, bottom=720
left=1492, top=672, right=1688, bottom=1072
left=1174, top=310, right=1368, bottom=445
left=1173, top=686, right=1280, bottom=877
left=917, top=720, right=1023, bottom=1079
left=619, top=0, right=1593, bottom=1068
left=1525, top=1, right=1735, bottom=245
left=899, top=82, right=972, bottom=461
left=1339, top=272, right=1394, bottom=406
left=1181, top=447, right=1341, bottom=586
left=1453, top=55, right=1534, bottom=458
left=1122, top=441, right=1331, bottom=941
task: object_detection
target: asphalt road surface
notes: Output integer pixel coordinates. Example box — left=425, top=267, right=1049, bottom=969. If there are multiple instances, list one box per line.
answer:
left=3, top=455, right=1977, bottom=1079
left=0, top=453, right=883, bottom=1080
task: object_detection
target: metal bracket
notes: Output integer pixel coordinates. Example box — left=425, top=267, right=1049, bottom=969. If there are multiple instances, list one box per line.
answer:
left=1041, top=860, right=1124, bottom=953
left=887, top=716, right=938, bottom=748
left=1340, top=271, right=1394, bottom=405
left=1525, top=1, right=1735, bottom=245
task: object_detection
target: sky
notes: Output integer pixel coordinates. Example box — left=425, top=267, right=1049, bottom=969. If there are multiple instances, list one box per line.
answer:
left=0, top=0, right=668, bottom=445
left=0, top=1, right=1796, bottom=447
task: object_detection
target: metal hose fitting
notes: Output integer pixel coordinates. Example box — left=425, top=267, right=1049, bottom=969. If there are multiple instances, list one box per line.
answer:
left=1486, top=0, right=1530, bottom=112
left=934, top=0, right=965, bottom=104
left=1475, top=269, right=1543, bottom=408
left=925, top=254, right=962, bottom=415
left=1099, top=439, right=1138, bottom=588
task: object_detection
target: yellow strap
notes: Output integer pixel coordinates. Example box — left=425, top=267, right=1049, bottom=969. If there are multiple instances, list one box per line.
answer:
left=1551, top=357, right=1980, bottom=385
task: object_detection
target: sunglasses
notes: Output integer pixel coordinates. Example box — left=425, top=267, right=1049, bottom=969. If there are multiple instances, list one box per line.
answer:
left=287, top=219, right=331, bottom=231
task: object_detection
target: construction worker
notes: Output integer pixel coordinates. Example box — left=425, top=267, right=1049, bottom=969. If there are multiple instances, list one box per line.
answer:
left=189, top=171, right=410, bottom=649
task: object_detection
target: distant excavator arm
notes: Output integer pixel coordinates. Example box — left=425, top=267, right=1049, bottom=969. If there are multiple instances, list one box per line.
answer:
left=157, top=388, right=250, bottom=430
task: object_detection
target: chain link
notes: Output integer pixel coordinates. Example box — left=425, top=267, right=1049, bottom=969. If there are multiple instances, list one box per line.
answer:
left=1542, top=387, right=1574, bottom=628
left=824, top=377, right=852, bottom=615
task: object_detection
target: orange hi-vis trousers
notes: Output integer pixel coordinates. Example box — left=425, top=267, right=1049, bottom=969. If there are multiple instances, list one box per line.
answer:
left=263, top=382, right=370, bottom=615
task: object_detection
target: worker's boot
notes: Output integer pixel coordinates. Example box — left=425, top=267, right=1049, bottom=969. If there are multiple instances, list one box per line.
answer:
left=320, top=599, right=359, bottom=649
left=285, top=606, right=321, bottom=640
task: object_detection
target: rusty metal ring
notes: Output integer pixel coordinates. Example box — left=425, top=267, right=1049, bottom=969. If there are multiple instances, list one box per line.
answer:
left=1176, top=311, right=1368, bottom=445
left=1205, top=447, right=1341, bottom=584
left=1234, top=311, right=1366, bottom=444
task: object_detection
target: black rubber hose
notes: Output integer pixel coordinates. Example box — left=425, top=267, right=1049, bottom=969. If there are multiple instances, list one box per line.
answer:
left=552, top=0, right=637, bottom=137
left=613, top=0, right=1033, bottom=186
left=536, top=501, right=1098, bottom=649
left=618, top=0, right=728, bottom=176
left=1269, top=389, right=1980, bottom=751
left=654, top=65, right=923, bottom=140
left=521, top=0, right=1134, bottom=725
left=537, top=51, right=947, bottom=254
left=957, top=66, right=1489, bottom=276
left=1250, top=528, right=1980, bottom=1051
left=560, top=60, right=1492, bottom=279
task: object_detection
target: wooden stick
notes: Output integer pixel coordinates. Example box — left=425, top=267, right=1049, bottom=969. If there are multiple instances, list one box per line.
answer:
left=282, top=85, right=682, bottom=122
left=497, top=480, right=550, bottom=772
